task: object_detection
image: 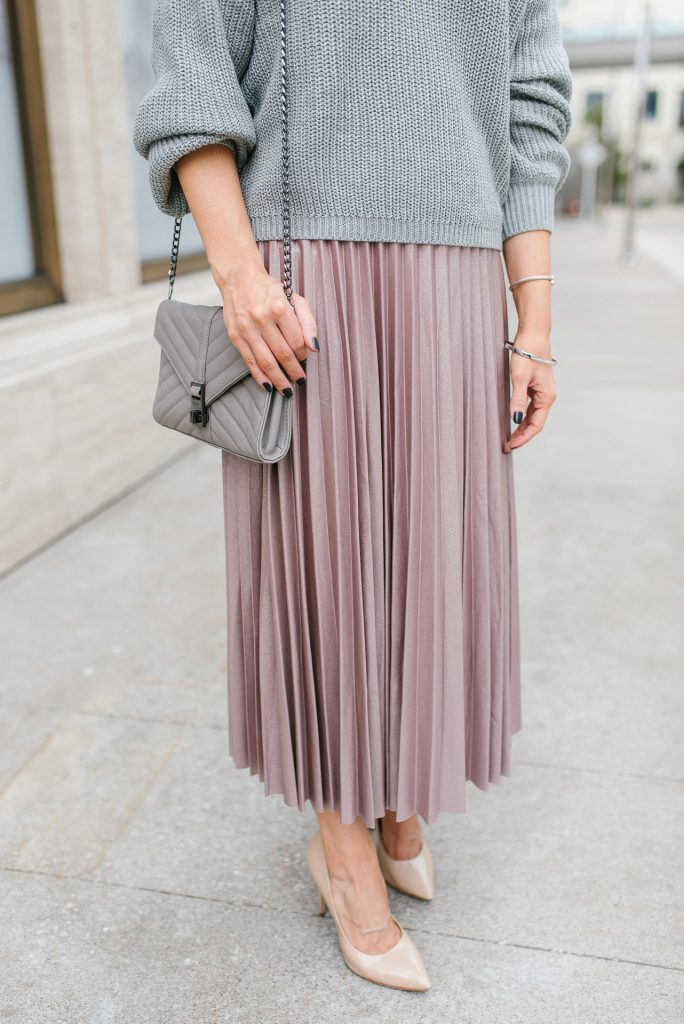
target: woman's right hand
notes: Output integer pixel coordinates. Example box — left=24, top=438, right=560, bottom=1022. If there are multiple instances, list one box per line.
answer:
left=219, top=257, right=319, bottom=395
left=173, top=145, right=319, bottom=393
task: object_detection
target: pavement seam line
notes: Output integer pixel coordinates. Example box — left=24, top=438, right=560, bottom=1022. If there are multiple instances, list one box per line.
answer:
left=407, top=925, right=684, bottom=976
left=2, top=865, right=682, bottom=976
left=0, top=445, right=198, bottom=583
left=3, top=707, right=684, bottom=788
left=0, top=702, right=228, bottom=732
left=516, top=759, right=684, bottom=786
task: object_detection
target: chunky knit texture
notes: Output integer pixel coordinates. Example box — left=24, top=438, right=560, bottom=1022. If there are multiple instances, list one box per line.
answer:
left=133, top=0, right=572, bottom=249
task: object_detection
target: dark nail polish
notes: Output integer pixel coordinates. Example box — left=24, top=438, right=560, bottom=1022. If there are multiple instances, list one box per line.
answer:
left=296, top=377, right=306, bottom=388
left=311, top=336, right=320, bottom=350
left=262, top=381, right=273, bottom=393
left=513, top=411, right=523, bottom=424
left=282, top=387, right=293, bottom=398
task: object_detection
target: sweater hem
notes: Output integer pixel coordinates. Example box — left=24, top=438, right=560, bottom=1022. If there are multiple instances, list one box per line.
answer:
left=249, top=212, right=503, bottom=250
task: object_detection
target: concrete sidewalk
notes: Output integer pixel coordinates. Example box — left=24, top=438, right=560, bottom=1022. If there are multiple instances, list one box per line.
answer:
left=1, top=212, right=683, bottom=1023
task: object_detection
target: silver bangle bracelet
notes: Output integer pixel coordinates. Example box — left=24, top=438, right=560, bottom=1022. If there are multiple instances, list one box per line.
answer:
left=508, top=274, right=554, bottom=290
left=504, top=340, right=558, bottom=367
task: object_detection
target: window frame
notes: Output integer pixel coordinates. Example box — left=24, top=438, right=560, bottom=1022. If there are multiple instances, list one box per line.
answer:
left=0, top=0, right=61, bottom=317
left=141, top=250, right=209, bottom=285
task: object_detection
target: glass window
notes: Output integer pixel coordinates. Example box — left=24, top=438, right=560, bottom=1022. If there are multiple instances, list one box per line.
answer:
left=585, top=91, right=604, bottom=117
left=0, top=0, right=60, bottom=316
left=0, top=0, right=35, bottom=283
left=119, top=0, right=204, bottom=268
left=644, top=90, right=658, bottom=120
left=585, top=91, right=604, bottom=131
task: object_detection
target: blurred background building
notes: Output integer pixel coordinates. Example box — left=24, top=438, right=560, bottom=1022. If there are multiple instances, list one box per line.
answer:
left=558, top=0, right=684, bottom=208
left=1, top=0, right=683, bottom=576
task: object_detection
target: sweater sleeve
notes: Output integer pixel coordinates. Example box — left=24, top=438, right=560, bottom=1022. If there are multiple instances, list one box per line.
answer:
left=502, top=0, right=572, bottom=241
left=133, top=0, right=256, bottom=217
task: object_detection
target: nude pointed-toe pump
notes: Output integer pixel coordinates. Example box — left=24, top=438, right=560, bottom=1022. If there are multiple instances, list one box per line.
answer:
left=306, top=831, right=431, bottom=992
left=375, top=818, right=435, bottom=901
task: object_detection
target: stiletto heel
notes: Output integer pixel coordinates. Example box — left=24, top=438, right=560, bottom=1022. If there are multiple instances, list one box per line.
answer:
left=306, top=830, right=431, bottom=991
left=376, top=817, right=435, bottom=901
left=316, top=886, right=327, bottom=916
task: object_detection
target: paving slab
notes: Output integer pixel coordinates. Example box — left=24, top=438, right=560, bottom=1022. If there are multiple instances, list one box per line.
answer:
left=510, top=213, right=684, bottom=785
left=1, top=870, right=682, bottom=1024
left=514, top=473, right=683, bottom=778
left=514, top=657, right=684, bottom=781
left=0, top=711, right=183, bottom=876
left=76, top=723, right=682, bottom=969
left=0, top=702, right=68, bottom=794
left=90, top=724, right=308, bottom=907
left=0, top=445, right=228, bottom=728
left=404, top=766, right=684, bottom=971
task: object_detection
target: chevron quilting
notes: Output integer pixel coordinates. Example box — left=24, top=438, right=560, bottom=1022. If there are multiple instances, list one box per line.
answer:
left=151, top=298, right=293, bottom=462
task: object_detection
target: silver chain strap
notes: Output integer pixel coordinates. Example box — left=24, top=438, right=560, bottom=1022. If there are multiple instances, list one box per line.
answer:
left=166, top=1, right=292, bottom=304
left=167, top=215, right=182, bottom=299
left=279, top=0, right=293, bottom=302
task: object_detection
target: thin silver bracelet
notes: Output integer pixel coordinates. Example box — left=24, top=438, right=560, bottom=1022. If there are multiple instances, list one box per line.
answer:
left=508, top=274, right=554, bottom=290
left=504, top=341, right=557, bottom=367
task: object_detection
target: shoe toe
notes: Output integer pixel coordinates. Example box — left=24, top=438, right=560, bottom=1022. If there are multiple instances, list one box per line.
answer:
left=383, top=931, right=431, bottom=991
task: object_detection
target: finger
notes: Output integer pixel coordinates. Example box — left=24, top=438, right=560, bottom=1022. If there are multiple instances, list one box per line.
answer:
left=234, top=320, right=294, bottom=395
left=225, top=319, right=277, bottom=393
left=505, top=388, right=554, bottom=452
left=291, top=293, right=320, bottom=352
left=507, top=404, right=548, bottom=450
left=261, top=320, right=307, bottom=387
left=509, top=359, right=532, bottom=424
left=274, top=294, right=309, bottom=362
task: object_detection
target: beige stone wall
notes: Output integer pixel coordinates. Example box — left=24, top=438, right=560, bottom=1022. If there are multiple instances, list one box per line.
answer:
left=0, top=279, right=219, bottom=575
left=0, top=1, right=217, bottom=575
left=33, top=0, right=140, bottom=302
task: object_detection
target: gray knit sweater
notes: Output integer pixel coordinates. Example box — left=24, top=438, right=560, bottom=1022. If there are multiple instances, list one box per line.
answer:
left=133, top=0, right=572, bottom=249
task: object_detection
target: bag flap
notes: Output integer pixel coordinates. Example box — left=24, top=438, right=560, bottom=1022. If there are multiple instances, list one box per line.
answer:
left=153, top=299, right=252, bottom=403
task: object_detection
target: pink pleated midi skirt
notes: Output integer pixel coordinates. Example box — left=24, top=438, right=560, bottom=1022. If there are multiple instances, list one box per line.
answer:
left=221, top=238, right=521, bottom=827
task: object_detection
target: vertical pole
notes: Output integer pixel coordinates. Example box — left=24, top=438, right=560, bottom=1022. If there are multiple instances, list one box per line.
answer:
left=580, top=151, right=599, bottom=219
left=622, top=3, right=652, bottom=263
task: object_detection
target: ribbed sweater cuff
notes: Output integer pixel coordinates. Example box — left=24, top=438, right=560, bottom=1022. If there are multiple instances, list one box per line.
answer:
left=502, top=182, right=556, bottom=240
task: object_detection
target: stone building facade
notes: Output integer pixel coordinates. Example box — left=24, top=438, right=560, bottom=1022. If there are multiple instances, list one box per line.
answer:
left=0, top=0, right=215, bottom=575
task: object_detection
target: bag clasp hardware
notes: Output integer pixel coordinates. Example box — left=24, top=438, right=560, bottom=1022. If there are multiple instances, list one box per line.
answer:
left=189, top=381, right=208, bottom=425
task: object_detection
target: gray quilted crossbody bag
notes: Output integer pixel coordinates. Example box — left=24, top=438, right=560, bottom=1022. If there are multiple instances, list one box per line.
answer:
left=151, top=0, right=295, bottom=463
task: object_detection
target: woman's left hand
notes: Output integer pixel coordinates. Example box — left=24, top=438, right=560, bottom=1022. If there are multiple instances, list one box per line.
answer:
left=504, top=330, right=557, bottom=453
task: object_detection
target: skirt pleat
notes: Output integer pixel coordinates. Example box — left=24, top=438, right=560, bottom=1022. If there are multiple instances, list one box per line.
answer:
left=222, top=238, right=521, bottom=826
